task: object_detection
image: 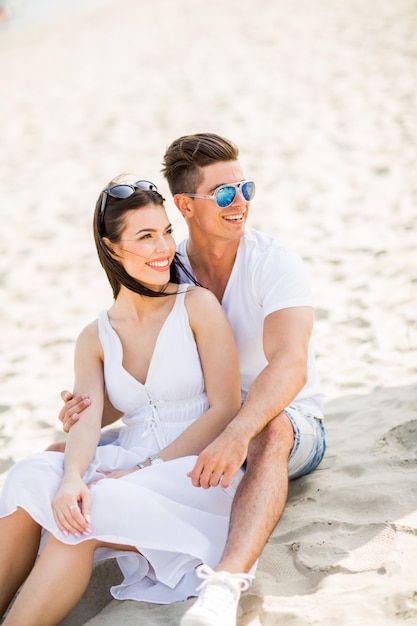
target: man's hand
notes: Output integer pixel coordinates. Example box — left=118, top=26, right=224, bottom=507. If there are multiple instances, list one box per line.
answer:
left=59, top=390, right=91, bottom=433
left=188, top=427, right=249, bottom=489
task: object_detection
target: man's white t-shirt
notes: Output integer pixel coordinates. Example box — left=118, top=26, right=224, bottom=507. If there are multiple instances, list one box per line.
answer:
left=176, top=228, right=324, bottom=419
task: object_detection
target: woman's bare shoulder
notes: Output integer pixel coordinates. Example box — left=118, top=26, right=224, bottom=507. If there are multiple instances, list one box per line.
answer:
left=183, top=285, right=219, bottom=305
left=75, top=318, right=101, bottom=351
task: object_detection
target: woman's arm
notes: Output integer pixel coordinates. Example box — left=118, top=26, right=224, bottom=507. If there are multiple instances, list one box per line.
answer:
left=52, top=321, right=104, bottom=535
left=103, top=287, right=240, bottom=482
left=57, top=386, right=122, bottom=434
left=56, top=289, right=241, bottom=483
left=156, top=287, right=241, bottom=463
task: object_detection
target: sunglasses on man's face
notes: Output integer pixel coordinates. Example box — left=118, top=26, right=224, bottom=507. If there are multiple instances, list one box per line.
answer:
left=181, top=180, right=255, bottom=208
left=100, top=180, right=159, bottom=218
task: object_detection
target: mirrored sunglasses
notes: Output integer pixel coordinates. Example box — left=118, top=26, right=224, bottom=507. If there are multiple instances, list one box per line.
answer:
left=182, top=180, right=255, bottom=208
left=100, top=180, right=159, bottom=218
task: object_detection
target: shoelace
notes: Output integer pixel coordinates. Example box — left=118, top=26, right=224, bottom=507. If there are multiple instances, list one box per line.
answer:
left=196, top=564, right=254, bottom=600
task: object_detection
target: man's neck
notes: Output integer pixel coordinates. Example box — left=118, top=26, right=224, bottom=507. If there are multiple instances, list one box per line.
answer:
left=186, top=236, right=240, bottom=303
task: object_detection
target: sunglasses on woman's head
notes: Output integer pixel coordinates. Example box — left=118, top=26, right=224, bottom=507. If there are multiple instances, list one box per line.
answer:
left=181, top=180, right=256, bottom=208
left=100, top=180, right=160, bottom=218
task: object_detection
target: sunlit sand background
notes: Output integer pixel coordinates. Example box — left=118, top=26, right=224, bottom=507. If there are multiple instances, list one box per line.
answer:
left=1, top=1, right=416, bottom=624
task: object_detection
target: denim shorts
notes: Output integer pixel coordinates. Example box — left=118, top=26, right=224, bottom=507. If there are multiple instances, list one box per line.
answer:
left=284, top=404, right=326, bottom=480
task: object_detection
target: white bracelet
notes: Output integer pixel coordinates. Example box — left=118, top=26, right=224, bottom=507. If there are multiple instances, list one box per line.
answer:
left=149, top=454, right=164, bottom=466
left=137, top=455, right=164, bottom=470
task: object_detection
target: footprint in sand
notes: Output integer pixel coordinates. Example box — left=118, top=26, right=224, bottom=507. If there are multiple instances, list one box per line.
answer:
left=374, top=420, right=417, bottom=470
left=294, top=522, right=395, bottom=574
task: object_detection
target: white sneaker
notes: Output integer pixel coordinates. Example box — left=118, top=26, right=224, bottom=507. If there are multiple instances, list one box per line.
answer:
left=180, top=564, right=254, bottom=626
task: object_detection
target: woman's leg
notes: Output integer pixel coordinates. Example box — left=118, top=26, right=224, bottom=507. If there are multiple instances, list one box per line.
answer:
left=3, top=535, right=138, bottom=626
left=0, top=508, right=42, bottom=618
left=3, top=534, right=96, bottom=626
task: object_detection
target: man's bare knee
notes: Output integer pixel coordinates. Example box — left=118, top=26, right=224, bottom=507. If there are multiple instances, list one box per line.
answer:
left=247, top=412, right=294, bottom=461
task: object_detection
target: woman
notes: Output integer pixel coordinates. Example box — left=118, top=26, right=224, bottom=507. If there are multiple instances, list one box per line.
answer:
left=0, top=178, right=248, bottom=625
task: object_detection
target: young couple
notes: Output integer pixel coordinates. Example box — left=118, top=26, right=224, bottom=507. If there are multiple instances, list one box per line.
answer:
left=0, top=133, right=325, bottom=626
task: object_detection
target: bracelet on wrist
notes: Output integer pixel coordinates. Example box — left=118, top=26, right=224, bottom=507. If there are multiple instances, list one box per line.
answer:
left=149, top=454, right=164, bottom=466
left=137, top=454, right=164, bottom=470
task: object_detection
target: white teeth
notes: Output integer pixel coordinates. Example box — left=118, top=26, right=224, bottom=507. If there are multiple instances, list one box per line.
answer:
left=224, top=214, right=243, bottom=221
left=148, top=260, right=169, bottom=267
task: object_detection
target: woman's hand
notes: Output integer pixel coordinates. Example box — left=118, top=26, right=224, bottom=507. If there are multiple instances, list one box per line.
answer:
left=52, top=476, right=92, bottom=536
left=88, top=467, right=138, bottom=486
left=98, top=468, right=138, bottom=479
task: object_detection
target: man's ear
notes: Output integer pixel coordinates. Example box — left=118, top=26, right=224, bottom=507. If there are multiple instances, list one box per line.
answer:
left=173, top=194, right=193, bottom=219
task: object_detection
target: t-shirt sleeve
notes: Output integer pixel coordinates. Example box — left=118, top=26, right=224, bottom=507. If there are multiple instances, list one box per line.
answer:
left=254, top=245, right=314, bottom=317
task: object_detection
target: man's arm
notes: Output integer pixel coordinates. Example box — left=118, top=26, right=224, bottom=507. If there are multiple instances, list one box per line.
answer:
left=188, top=306, right=313, bottom=488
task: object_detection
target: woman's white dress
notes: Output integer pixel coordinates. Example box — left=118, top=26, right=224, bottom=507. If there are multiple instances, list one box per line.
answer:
left=0, top=287, right=243, bottom=603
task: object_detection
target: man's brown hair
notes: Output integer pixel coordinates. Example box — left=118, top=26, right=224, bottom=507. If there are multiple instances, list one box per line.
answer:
left=161, top=133, right=239, bottom=196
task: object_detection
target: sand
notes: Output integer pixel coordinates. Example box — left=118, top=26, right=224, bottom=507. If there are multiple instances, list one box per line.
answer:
left=0, top=0, right=416, bottom=624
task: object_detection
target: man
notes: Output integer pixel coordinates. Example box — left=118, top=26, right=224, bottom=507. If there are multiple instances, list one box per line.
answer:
left=59, top=133, right=325, bottom=626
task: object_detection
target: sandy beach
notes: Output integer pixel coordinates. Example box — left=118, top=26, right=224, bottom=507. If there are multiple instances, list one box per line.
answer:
left=1, top=0, right=416, bottom=623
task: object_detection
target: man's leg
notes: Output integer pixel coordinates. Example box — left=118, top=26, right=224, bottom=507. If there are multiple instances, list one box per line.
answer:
left=217, top=411, right=294, bottom=573
left=180, top=413, right=294, bottom=626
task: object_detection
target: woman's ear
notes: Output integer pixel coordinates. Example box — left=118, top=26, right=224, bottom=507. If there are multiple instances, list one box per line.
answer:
left=102, top=236, right=118, bottom=258
left=173, top=194, right=193, bottom=219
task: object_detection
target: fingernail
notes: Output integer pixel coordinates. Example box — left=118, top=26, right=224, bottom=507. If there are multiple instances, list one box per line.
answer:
left=83, top=529, right=91, bottom=536
left=62, top=529, right=69, bottom=536
left=74, top=532, right=81, bottom=538
left=85, top=514, right=91, bottom=523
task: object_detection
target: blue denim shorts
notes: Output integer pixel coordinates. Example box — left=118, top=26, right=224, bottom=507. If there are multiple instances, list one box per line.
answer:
left=284, top=404, right=326, bottom=480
